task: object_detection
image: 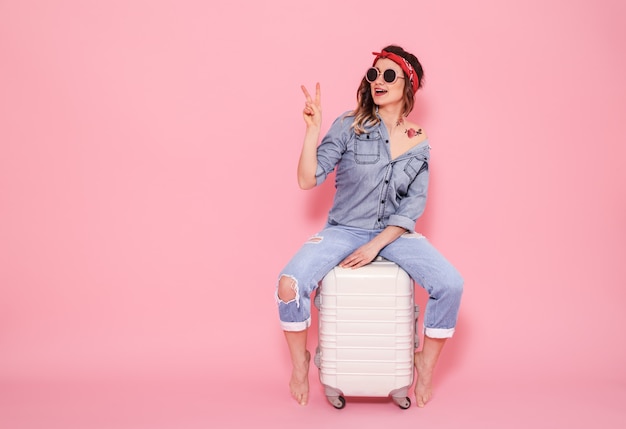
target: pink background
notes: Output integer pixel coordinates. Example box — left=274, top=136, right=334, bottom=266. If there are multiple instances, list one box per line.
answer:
left=1, top=0, right=625, bottom=427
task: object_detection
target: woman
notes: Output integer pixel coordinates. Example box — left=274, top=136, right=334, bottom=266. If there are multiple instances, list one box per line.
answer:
left=275, top=45, right=463, bottom=407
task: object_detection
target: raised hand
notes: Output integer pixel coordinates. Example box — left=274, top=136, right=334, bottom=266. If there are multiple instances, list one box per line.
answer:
left=301, top=83, right=321, bottom=128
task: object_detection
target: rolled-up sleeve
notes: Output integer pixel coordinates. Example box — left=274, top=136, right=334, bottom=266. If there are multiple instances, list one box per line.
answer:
left=315, top=114, right=351, bottom=186
left=387, top=162, right=429, bottom=231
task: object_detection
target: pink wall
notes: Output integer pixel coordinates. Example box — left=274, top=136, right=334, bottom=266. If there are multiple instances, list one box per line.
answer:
left=1, top=0, right=625, bottom=391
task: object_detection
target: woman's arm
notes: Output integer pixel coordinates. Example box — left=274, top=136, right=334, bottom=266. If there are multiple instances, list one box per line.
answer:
left=297, top=83, right=322, bottom=190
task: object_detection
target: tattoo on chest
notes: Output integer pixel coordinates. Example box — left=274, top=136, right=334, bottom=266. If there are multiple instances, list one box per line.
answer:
left=396, top=118, right=422, bottom=138
left=406, top=128, right=422, bottom=138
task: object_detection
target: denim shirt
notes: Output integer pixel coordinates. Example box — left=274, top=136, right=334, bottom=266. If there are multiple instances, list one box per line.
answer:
left=315, top=111, right=430, bottom=232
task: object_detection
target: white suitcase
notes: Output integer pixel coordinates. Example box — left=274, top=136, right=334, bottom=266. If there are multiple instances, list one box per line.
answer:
left=313, top=257, right=419, bottom=409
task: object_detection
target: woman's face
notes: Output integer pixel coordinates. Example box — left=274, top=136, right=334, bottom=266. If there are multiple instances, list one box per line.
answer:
left=369, top=58, right=406, bottom=107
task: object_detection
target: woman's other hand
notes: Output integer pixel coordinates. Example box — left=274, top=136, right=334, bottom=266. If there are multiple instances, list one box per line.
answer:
left=339, top=243, right=380, bottom=269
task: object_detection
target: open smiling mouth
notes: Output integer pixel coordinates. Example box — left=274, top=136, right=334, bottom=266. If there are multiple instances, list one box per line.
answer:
left=374, top=88, right=388, bottom=95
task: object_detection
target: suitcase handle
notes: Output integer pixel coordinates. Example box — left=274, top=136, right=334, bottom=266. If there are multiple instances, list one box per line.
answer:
left=414, top=305, right=420, bottom=349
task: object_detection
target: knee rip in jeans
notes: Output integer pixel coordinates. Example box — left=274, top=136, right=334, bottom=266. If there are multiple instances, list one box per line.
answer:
left=306, top=235, right=323, bottom=244
left=401, top=232, right=425, bottom=239
left=276, top=274, right=301, bottom=307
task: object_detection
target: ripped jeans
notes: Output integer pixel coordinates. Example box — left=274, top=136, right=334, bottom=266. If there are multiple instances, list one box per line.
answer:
left=275, top=224, right=464, bottom=338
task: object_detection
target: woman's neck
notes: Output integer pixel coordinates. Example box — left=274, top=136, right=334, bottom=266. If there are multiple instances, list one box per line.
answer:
left=377, top=105, right=405, bottom=133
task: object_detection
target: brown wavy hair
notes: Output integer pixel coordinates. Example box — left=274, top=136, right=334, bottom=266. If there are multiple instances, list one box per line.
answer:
left=347, top=45, right=424, bottom=134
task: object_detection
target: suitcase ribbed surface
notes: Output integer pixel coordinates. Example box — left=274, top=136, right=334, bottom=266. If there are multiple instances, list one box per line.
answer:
left=317, top=259, right=415, bottom=397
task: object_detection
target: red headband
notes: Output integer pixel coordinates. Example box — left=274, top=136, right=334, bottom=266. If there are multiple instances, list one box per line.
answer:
left=372, top=50, right=419, bottom=93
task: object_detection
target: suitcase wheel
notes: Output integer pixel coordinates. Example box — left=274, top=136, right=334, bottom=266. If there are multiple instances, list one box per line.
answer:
left=394, top=396, right=411, bottom=409
left=328, top=395, right=346, bottom=409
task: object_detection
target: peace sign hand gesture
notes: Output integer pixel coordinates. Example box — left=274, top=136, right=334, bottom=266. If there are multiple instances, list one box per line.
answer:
left=301, top=83, right=322, bottom=129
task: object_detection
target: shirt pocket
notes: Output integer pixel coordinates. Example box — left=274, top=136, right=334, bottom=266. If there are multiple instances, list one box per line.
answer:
left=403, top=155, right=428, bottom=182
left=354, top=131, right=381, bottom=164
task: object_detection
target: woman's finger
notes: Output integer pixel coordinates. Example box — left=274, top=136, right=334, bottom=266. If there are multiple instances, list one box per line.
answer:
left=301, top=85, right=312, bottom=103
left=314, top=82, right=321, bottom=106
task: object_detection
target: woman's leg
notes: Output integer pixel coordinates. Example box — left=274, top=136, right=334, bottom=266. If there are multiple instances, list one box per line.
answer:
left=276, top=225, right=369, bottom=405
left=414, top=336, right=446, bottom=407
left=380, top=232, right=463, bottom=407
left=283, top=330, right=310, bottom=406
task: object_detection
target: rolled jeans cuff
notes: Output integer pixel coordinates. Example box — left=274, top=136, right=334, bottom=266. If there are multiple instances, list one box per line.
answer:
left=281, top=318, right=311, bottom=332
left=424, top=327, right=455, bottom=338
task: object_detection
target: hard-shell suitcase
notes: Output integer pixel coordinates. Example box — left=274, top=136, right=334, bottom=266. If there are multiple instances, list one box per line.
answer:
left=313, top=257, right=419, bottom=409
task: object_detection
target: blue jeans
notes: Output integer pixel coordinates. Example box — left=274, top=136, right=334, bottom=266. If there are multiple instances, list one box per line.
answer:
left=276, top=224, right=464, bottom=338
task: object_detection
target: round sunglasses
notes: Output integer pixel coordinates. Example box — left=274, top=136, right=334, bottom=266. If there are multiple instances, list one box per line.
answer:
left=365, top=67, right=405, bottom=84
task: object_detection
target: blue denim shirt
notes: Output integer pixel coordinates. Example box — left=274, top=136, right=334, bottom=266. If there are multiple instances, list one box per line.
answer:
left=315, top=112, right=430, bottom=232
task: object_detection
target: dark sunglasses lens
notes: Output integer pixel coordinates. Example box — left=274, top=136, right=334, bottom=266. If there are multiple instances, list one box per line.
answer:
left=366, top=68, right=378, bottom=82
left=383, top=69, right=397, bottom=83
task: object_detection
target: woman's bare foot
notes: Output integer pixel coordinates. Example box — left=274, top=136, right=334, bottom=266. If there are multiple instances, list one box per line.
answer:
left=413, top=336, right=446, bottom=407
left=414, top=351, right=434, bottom=407
left=290, top=350, right=311, bottom=405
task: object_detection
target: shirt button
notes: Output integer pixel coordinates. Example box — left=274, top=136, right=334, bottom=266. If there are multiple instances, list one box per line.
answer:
left=381, top=200, right=385, bottom=204
left=385, top=140, right=389, bottom=144
left=385, top=180, right=389, bottom=184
